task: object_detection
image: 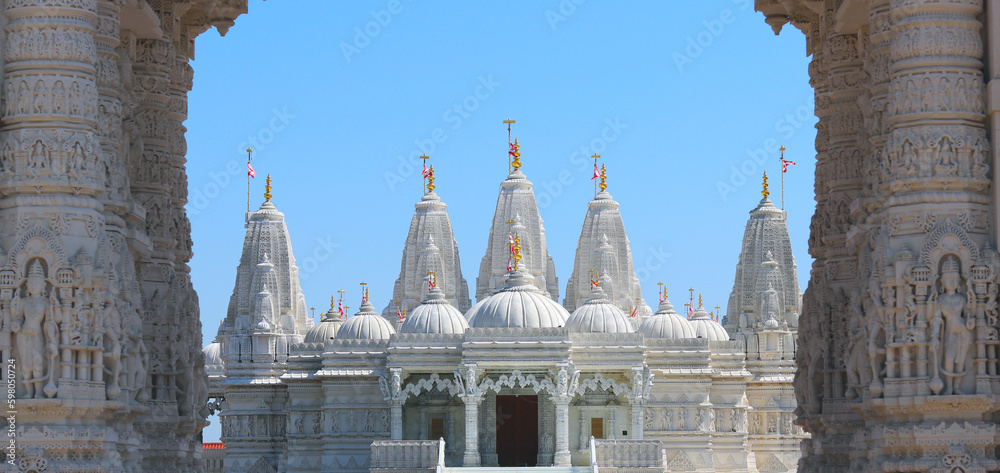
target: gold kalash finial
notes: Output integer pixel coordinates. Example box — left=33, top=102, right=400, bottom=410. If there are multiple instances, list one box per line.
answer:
left=761, top=172, right=769, bottom=199
left=599, top=164, right=608, bottom=192
left=264, top=174, right=273, bottom=202
left=511, top=139, right=522, bottom=171
left=512, top=233, right=522, bottom=271
left=698, top=294, right=703, bottom=308
left=426, top=165, right=435, bottom=193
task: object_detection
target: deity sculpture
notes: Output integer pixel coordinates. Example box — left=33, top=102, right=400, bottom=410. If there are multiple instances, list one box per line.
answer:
left=929, top=256, right=975, bottom=395
left=10, top=260, right=59, bottom=398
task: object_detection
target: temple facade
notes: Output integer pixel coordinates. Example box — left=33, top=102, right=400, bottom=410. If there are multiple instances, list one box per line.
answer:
left=204, top=155, right=806, bottom=473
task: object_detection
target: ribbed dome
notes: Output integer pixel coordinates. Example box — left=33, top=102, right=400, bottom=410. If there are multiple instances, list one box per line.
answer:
left=565, top=287, right=635, bottom=333
left=338, top=300, right=397, bottom=340
left=639, top=298, right=696, bottom=339
left=303, top=306, right=344, bottom=343
left=468, top=270, right=570, bottom=328
left=400, top=285, right=470, bottom=334
left=689, top=305, right=730, bottom=341
left=203, top=340, right=223, bottom=367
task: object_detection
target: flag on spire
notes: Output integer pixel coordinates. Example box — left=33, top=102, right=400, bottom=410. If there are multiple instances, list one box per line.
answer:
left=591, top=164, right=600, bottom=180
left=507, top=257, right=513, bottom=272
left=630, top=306, right=638, bottom=318
left=508, top=142, right=517, bottom=156
left=422, top=164, right=430, bottom=178
left=781, top=159, right=797, bottom=172
left=337, top=299, right=344, bottom=317
left=247, top=161, right=256, bottom=178
left=397, top=305, right=403, bottom=322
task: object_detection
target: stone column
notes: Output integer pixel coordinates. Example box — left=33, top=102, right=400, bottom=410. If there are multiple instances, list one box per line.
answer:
left=461, top=394, right=482, bottom=466
left=630, top=403, right=644, bottom=439
left=553, top=397, right=571, bottom=466
left=390, top=401, right=403, bottom=440
left=419, top=410, right=428, bottom=439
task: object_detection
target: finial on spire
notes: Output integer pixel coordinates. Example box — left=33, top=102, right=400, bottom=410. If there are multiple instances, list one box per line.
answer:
left=511, top=139, right=522, bottom=171
left=504, top=119, right=517, bottom=173
left=761, top=172, right=769, bottom=199
left=330, top=295, right=336, bottom=310
left=658, top=282, right=665, bottom=302
left=264, top=174, right=273, bottom=202
left=512, top=233, right=522, bottom=271
left=599, top=164, right=607, bottom=192
left=360, top=282, right=369, bottom=304
left=426, top=164, right=435, bottom=193
left=698, top=294, right=703, bottom=308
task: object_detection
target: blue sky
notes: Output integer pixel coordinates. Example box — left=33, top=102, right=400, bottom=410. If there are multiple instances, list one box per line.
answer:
left=185, top=1, right=815, bottom=441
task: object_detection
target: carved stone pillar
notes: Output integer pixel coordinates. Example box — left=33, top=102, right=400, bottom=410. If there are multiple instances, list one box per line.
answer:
left=554, top=397, right=571, bottom=466
left=461, top=393, right=482, bottom=466
left=390, top=401, right=403, bottom=440
left=630, top=403, right=644, bottom=439
left=0, top=0, right=133, bottom=469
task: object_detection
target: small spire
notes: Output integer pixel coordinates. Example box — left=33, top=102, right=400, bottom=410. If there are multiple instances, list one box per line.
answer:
left=599, top=164, right=607, bottom=192
left=698, top=294, right=703, bottom=308
left=264, top=174, right=273, bottom=202
left=427, top=165, right=435, bottom=193
left=511, top=138, right=522, bottom=171
left=761, top=172, right=769, bottom=199
left=330, top=295, right=336, bottom=310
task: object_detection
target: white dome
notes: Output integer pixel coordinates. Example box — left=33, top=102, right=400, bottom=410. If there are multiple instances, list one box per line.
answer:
left=639, top=298, right=696, bottom=339
left=203, top=340, right=222, bottom=366
left=338, top=300, right=397, bottom=340
left=565, top=287, right=635, bottom=333
left=203, top=341, right=224, bottom=375
left=400, top=286, right=470, bottom=334
left=689, top=305, right=730, bottom=341
left=303, top=307, right=344, bottom=344
left=468, top=271, right=570, bottom=329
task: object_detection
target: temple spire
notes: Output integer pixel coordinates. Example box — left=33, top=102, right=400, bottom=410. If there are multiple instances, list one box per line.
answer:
left=564, top=163, right=650, bottom=316
left=476, top=136, right=559, bottom=301
left=383, top=172, right=471, bottom=321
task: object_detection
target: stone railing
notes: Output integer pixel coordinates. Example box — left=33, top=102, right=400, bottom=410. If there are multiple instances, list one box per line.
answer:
left=370, top=439, right=443, bottom=473
left=592, top=439, right=666, bottom=473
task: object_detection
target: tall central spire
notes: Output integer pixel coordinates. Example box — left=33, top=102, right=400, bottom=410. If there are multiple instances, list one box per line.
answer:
left=476, top=133, right=559, bottom=300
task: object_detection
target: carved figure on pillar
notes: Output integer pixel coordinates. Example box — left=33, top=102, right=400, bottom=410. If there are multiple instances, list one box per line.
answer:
left=10, top=260, right=59, bottom=398
left=929, top=256, right=974, bottom=395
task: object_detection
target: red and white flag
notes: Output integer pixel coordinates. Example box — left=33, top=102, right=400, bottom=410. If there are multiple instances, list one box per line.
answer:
left=507, top=257, right=513, bottom=272
left=781, top=159, right=796, bottom=173
left=508, top=142, right=517, bottom=156
left=337, top=300, right=344, bottom=317
left=422, top=164, right=430, bottom=178
left=591, top=164, right=600, bottom=180
left=590, top=278, right=597, bottom=290
left=428, top=276, right=436, bottom=291
left=397, top=306, right=403, bottom=321
left=508, top=232, right=514, bottom=251
left=630, top=306, right=638, bottom=318
left=247, top=161, right=256, bottom=178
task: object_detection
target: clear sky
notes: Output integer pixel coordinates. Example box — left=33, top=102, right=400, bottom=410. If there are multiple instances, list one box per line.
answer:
left=185, top=0, right=815, bottom=442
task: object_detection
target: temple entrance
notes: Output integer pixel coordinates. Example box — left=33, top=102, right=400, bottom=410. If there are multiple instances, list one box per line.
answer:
left=495, top=395, right=538, bottom=467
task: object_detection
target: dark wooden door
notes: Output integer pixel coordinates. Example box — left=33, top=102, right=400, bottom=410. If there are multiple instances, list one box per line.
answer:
left=495, top=395, right=538, bottom=466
